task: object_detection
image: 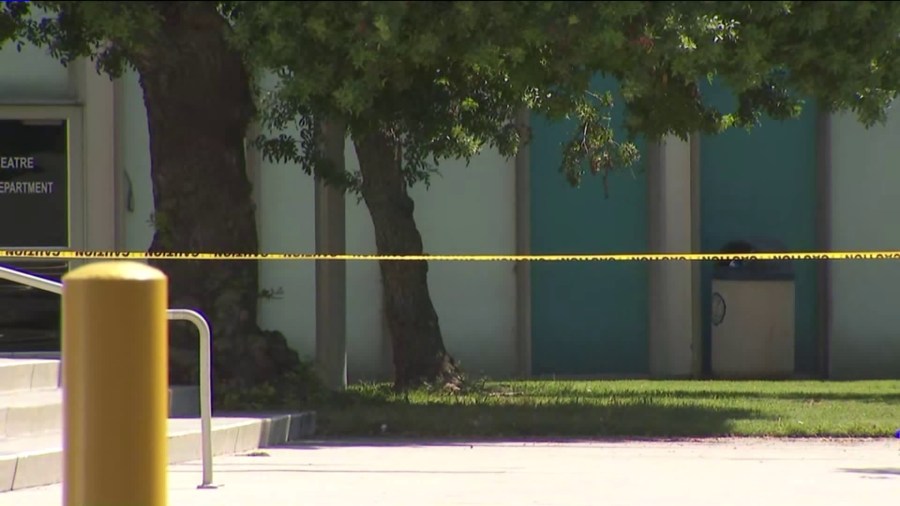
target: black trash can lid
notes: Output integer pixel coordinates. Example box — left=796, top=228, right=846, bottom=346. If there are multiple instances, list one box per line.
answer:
left=713, top=238, right=794, bottom=281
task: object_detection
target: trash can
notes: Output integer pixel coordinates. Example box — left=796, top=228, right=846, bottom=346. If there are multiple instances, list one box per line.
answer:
left=710, top=239, right=795, bottom=378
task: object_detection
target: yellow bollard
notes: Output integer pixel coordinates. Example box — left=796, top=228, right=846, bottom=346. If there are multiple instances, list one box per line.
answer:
left=62, top=261, right=169, bottom=506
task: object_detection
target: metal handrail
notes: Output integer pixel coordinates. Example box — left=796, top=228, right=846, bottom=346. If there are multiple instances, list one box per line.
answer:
left=166, top=309, right=214, bottom=489
left=0, top=264, right=215, bottom=488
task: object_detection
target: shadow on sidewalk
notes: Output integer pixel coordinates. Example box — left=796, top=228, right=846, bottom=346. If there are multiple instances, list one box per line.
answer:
left=839, top=467, right=900, bottom=477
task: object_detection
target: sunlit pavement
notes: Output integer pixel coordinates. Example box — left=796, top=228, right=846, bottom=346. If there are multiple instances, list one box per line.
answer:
left=1, top=438, right=898, bottom=506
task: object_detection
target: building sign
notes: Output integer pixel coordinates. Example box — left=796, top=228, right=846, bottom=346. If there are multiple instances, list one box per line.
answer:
left=0, top=119, right=69, bottom=248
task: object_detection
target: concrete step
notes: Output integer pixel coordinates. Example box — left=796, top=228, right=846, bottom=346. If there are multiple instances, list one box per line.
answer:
left=0, top=412, right=316, bottom=492
left=0, top=389, right=61, bottom=437
left=0, top=385, right=218, bottom=437
left=0, top=359, right=59, bottom=394
left=0, top=382, right=212, bottom=440
left=0, top=357, right=203, bottom=419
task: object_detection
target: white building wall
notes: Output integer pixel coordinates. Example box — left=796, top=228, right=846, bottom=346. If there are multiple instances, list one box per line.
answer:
left=254, top=124, right=318, bottom=364
left=343, top=144, right=519, bottom=381
left=116, top=67, right=518, bottom=380
left=343, top=144, right=387, bottom=380
left=829, top=108, right=900, bottom=378
left=406, top=153, right=518, bottom=379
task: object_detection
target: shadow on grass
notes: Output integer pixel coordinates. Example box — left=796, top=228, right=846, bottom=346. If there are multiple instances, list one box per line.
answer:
left=311, top=396, right=769, bottom=440
left=471, top=381, right=900, bottom=403
left=513, top=389, right=900, bottom=403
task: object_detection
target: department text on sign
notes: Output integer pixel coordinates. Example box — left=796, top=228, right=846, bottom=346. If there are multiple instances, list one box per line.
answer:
left=0, top=181, right=54, bottom=194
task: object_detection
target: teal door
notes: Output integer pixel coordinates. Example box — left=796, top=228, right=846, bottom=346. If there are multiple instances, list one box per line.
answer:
left=699, top=83, right=819, bottom=375
left=529, top=77, right=649, bottom=376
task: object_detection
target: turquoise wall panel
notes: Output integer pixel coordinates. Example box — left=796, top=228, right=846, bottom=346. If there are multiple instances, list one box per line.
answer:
left=530, top=77, right=649, bottom=376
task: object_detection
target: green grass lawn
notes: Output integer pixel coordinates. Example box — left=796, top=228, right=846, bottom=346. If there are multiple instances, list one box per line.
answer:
left=313, top=379, right=900, bottom=439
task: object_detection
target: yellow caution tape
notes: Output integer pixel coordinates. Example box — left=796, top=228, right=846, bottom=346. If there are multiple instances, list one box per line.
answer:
left=0, top=250, right=899, bottom=261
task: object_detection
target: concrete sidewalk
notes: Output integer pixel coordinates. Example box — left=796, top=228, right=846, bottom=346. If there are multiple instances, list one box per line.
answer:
left=1, top=438, right=898, bottom=505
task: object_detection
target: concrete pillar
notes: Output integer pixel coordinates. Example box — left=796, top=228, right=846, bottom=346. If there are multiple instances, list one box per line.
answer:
left=815, top=112, right=832, bottom=378
left=70, top=59, right=117, bottom=252
left=314, top=120, right=348, bottom=390
left=647, top=135, right=698, bottom=377
left=514, top=109, right=532, bottom=378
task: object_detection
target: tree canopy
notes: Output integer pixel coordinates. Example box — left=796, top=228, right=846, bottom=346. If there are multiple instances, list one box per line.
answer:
left=232, top=1, right=900, bottom=191
left=6, top=0, right=900, bottom=231
left=7, top=0, right=898, bottom=213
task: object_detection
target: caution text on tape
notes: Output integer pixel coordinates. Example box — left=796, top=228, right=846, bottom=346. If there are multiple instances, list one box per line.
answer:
left=1, top=250, right=900, bottom=261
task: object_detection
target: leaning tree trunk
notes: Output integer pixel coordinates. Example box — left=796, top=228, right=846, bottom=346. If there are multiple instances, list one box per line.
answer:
left=353, top=131, right=463, bottom=389
left=127, top=2, right=301, bottom=399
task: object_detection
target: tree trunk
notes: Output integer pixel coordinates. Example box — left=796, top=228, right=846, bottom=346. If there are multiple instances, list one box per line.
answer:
left=127, top=3, right=301, bottom=399
left=353, top=131, right=463, bottom=390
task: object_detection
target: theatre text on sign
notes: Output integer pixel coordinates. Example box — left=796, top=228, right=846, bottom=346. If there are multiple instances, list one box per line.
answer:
left=0, top=156, right=36, bottom=170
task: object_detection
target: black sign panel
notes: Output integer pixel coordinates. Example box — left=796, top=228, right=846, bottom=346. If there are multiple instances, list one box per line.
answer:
left=0, top=119, right=69, bottom=248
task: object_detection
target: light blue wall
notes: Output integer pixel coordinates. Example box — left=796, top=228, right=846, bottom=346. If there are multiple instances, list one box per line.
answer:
left=829, top=108, right=900, bottom=379
left=529, top=76, right=650, bottom=376
left=118, top=70, right=156, bottom=251
left=699, top=83, right=819, bottom=376
left=0, top=38, right=70, bottom=101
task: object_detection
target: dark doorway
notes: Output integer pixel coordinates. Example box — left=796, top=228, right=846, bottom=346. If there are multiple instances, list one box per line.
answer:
left=0, top=118, right=70, bottom=352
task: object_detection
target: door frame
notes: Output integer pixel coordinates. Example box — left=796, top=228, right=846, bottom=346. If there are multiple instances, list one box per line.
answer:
left=0, top=105, right=85, bottom=253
